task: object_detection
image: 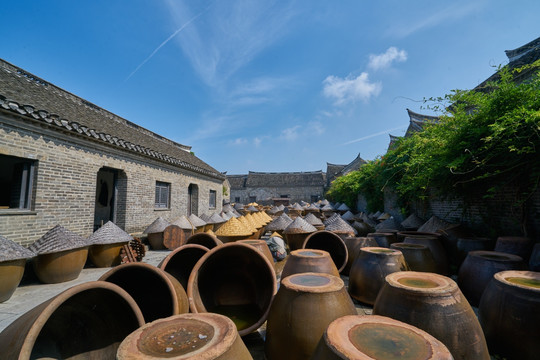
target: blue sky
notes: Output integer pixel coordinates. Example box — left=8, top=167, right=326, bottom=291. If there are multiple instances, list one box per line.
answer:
left=2, top=1, right=539, bottom=174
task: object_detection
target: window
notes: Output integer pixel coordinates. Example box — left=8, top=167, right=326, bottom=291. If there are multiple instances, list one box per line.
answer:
left=311, top=195, right=319, bottom=203
left=209, top=190, right=217, bottom=209
left=0, top=154, right=36, bottom=210
left=249, top=196, right=257, bottom=203
left=280, top=194, right=289, bottom=198
left=155, top=181, right=170, bottom=209
left=235, top=197, right=240, bottom=203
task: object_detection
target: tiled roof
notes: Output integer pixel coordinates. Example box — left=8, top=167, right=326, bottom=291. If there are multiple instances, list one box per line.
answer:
left=227, top=174, right=248, bottom=189
left=243, top=171, right=326, bottom=187
left=0, top=59, right=224, bottom=180
left=337, top=153, right=366, bottom=176
left=405, top=109, right=439, bottom=137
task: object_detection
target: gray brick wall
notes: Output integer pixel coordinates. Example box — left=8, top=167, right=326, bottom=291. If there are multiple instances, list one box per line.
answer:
left=0, top=121, right=223, bottom=246
left=230, top=186, right=324, bottom=204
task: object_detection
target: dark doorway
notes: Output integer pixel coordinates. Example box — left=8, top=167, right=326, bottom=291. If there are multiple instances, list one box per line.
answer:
left=94, top=167, right=126, bottom=231
left=188, top=183, right=199, bottom=216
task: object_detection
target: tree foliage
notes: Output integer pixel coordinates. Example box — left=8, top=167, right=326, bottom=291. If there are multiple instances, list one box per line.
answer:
left=326, top=63, right=540, bottom=213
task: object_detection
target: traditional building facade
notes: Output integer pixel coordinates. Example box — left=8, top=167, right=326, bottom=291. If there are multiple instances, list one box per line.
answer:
left=0, top=59, right=225, bottom=246
left=228, top=171, right=326, bottom=204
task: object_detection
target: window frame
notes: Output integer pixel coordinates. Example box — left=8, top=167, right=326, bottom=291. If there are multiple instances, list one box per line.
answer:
left=209, top=190, right=217, bottom=209
left=0, top=154, right=36, bottom=212
left=155, top=181, right=171, bottom=209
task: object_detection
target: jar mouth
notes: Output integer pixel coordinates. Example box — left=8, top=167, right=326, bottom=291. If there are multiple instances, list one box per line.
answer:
left=295, top=249, right=325, bottom=257
left=385, top=271, right=456, bottom=294
left=495, top=271, right=540, bottom=292
left=470, top=250, right=523, bottom=262
left=282, top=272, right=344, bottom=293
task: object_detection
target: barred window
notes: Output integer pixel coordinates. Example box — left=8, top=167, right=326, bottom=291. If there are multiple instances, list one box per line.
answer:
left=209, top=190, right=217, bottom=209
left=0, top=154, right=36, bottom=210
left=155, top=181, right=170, bottom=209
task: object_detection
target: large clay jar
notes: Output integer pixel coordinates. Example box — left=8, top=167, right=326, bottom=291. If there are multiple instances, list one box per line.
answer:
left=186, top=232, right=223, bottom=249
left=403, top=235, right=449, bottom=275
left=530, top=243, right=540, bottom=271
left=341, top=236, right=378, bottom=275
left=158, top=244, right=209, bottom=290
left=302, top=230, right=348, bottom=273
left=311, top=315, right=453, bottom=360
left=265, top=273, right=357, bottom=360
left=237, top=239, right=274, bottom=266
left=397, top=231, right=442, bottom=242
left=0, top=235, right=35, bottom=303
left=390, top=242, right=438, bottom=273
left=373, top=271, right=490, bottom=360
left=89, top=243, right=126, bottom=268
left=281, top=249, right=339, bottom=279
left=478, top=270, right=540, bottom=360
left=99, top=262, right=189, bottom=323
left=187, top=242, right=277, bottom=336
left=284, top=217, right=317, bottom=251
left=0, top=281, right=144, bottom=360
left=33, top=247, right=89, bottom=284
left=494, top=236, right=533, bottom=261
left=368, top=232, right=398, bottom=248
left=117, top=313, right=253, bottom=360
left=348, top=247, right=409, bottom=305
left=456, top=237, right=495, bottom=267
left=457, top=250, right=525, bottom=306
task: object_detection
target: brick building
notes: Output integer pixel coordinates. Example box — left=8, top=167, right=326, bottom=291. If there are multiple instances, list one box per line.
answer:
left=0, top=59, right=225, bottom=246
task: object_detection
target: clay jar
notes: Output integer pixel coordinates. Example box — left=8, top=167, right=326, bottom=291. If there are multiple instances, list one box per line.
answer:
left=0, top=259, right=26, bottom=303
left=373, top=271, right=490, bottom=360
left=89, top=242, right=126, bottom=268
left=456, top=237, right=495, bottom=267
left=302, top=230, right=348, bottom=273
left=281, top=249, right=339, bottom=279
left=117, top=313, right=253, bottom=360
left=311, top=315, right=453, bottom=360
left=457, top=250, right=525, bottom=306
left=368, top=232, right=398, bottom=248
left=494, top=236, right=533, bottom=261
left=265, top=272, right=356, bottom=360
left=478, top=270, right=540, bottom=360
left=158, top=244, right=209, bottom=290
left=348, top=247, right=409, bottom=305
left=390, top=243, right=437, bottom=273
left=186, top=232, right=223, bottom=249
left=99, top=262, right=189, bottom=323
left=187, top=242, right=277, bottom=336
left=0, top=281, right=144, bottom=360
left=237, top=239, right=274, bottom=266
left=341, top=236, right=379, bottom=275
left=403, top=235, right=448, bottom=275
left=33, top=247, right=89, bottom=284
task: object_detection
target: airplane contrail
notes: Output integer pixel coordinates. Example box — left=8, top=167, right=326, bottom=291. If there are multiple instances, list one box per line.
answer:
left=125, top=6, right=210, bottom=81
left=342, top=125, right=407, bottom=145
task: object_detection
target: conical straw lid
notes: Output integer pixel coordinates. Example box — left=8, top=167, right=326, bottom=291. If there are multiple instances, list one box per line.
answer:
left=320, top=199, right=329, bottom=206
left=144, top=217, right=170, bottom=234
left=238, top=216, right=256, bottom=233
left=205, top=229, right=217, bottom=236
left=417, top=215, right=454, bottom=233
left=215, top=217, right=253, bottom=237
left=188, top=214, right=207, bottom=228
left=401, top=214, right=425, bottom=229
left=283, top=216, right=317, bottom=234
left=324, top=215, right=357, bottom=235
left=28, top=225, right=88, bottom=255
left=321, top=204, right=335, bottom=211
left=341, top=211, right=356, bottom=222
left=277, top=204, right=285, bottom=211
left=199, top=213, right=211, bottom=223
left=270, top=232, right=283, bottom=238
left=88, top=221, right=133, bottom=245
left=171, top=216, right=194, bottom=230
left=372, top=211, right=382, bottom=219
left=304, top=212, right=324, bottom=226
left=246, top=205, right=258, bottom=212
left=266, top=214, right=293, bottom=231
left=377, top=212, right=391, bottom=221
left=234, top=203, right=245, bottom=210
left=268, top=206, right=280, bottom=215
left=220, top=211, right=232, bottom=221
left=245, top=213, right=261, bottom=229
left=361, top=213, right=378, bottom=228
left=375, top=216, right=400, bottom=231
left=337, top=203, right=350, bottom=212
left=222, top=203, right=234, bottom=212
left=209, top=213, right=226, bottom=224
left=291, top=203, right=304, bottom=211
left=0, top=235, right=35, bottom=262
left=230, top=210, right=241, bottom=218
left=251, top=212, right=264, bottom=226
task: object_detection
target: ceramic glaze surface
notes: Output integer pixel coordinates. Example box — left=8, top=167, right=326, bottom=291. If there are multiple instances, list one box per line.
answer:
left=397, top=277, right=440, bottom=289
left=289, top=274, right=331, bottom=287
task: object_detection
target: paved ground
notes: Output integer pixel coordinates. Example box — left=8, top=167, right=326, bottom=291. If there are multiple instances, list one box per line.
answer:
left=0, top=249, right=371, bottom=359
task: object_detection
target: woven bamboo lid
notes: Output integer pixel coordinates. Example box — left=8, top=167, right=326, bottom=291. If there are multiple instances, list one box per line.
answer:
left=321, top=204, right=335, bottom=211
left=283, top=216, right=317, bottom=234
left=304, top=212, right=324, bottom=226
left=233, top=203, right=245, bottom=210
left=372, top=211, right=382, bottom=219
left=290, top=203, right=304, bottom=211
left=361, top=213, right=378, bottom=228
left=417, top=215, right=455, bottom=233
left=209, top=213, right=226, bottom=224
left=337, top=203, right=350, bottom=212
left=246, top=205, right=259, bottom=212
left=220, top=211, right=232, bottom=221
left=215, top=217, right=253, bottom=237
left=266, top=214, right=293, bottom=231
left=341, top=211, right=356, bottom=222
left=144, top=217, right=170, bottom=234
left=199, top=213, right=211, bottom=223
left=0, top=235, right=35, bottom=262
left=238, top=216, right=257, bottom=233
left=28, top=225, right=88, bottom=255
left=188, top=214, right=207, bottom=228
left=320, top=199, right=329, bottom=206
left=251, top=212, right=265, bottom=226
left=245, top=213, right=262, bottom=229
left=324, top=214, right=357, bottom=235
left=170, top=216, right=194, bottom=230
left=206, top=229, right=217, bottom=236
left=375, top=217, right=400, bottom=231
left=268, top=206, right=280, bottom=215
left=88, top=221, right=133, bottom=245
left=401, top=214, right=425, bottom=230
left=222, top=204, right=234, bottom=213
left=230, top=209, right=241, bottom=218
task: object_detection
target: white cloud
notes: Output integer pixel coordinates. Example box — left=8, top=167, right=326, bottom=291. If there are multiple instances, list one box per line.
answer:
left=308, top=121, right=325, bottom=136
left=323, top=72, right=382, bottom=105
left=368, top=47, right=407, bottom=71
left=227, top=76, right=296, bottom=107
left=281, top=125, right=301, bottom=141
left=230, top=137, right=248, bottom=146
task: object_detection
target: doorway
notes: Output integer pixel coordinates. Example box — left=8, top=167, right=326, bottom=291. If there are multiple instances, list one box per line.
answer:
left=188, top=183, right=199, bottom=216
left=94, top=167, right=126, bottom=231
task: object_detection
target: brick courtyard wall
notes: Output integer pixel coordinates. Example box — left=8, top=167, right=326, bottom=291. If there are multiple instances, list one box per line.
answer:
left=0, top=117, right=223, bottom=246
left=231, top=186, right=324, bottom=204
